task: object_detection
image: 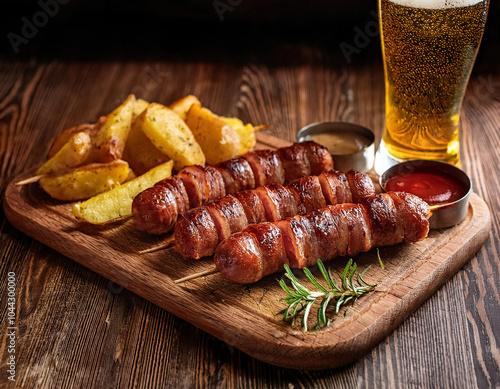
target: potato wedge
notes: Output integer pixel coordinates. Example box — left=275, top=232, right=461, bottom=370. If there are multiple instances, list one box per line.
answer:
left=37, top=131, right=92, bottom=175
left=126, top=168, right=137, bottom=182
left=169, top=95, right=201, bottom=121
left=132, top=98, right=149, bottom=122
left=39, top=160, right=130, bottom=201
left=185, top=104, right=239, bottom=165
left=139, top=103, right=205, bottom=171
left=90, top=94, right=136, bottom=163
left=72, top=160, right=174, bottom=224
left=122, top=111, right=170, bottom=175
left=48, top=123, right=96, bottom=158
left=220, top=116, right=256, bottom=156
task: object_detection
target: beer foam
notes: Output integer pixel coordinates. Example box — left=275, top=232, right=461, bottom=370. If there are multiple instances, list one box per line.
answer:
left=389, top=0, right=483, bottom=9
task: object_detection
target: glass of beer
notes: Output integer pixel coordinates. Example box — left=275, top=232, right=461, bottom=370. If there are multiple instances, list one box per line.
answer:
left=376, top=0, right=489, bottom=172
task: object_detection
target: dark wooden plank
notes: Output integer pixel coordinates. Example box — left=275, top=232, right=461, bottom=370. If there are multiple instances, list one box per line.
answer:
left=459, top=72, right=500, bottom=388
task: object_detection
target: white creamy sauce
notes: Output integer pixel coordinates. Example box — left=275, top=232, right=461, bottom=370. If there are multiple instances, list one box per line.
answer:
left=305, top=132, right=371, bottom=155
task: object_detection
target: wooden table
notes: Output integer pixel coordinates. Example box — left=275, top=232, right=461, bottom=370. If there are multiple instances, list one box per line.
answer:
left=1, top=9, right=499, bottom=387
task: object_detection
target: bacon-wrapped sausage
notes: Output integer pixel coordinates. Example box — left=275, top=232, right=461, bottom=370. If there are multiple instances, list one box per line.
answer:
left=175, top=170, right=375, bottom=259
left=214, top=192, right=430, bottom=284
left=132, top=141, right=333, bottom=234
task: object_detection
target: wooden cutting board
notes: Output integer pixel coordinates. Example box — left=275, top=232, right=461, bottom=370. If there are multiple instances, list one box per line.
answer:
left=3, top=133, right=492, bottom=370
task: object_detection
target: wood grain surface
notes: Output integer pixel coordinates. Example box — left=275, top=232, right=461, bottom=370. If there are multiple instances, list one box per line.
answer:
left=3, top=134, right=491, bottom=370
left=1, top=17, right=500, bottom=387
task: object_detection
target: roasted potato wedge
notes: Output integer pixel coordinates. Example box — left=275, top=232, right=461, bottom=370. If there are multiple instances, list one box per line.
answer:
left=89, top=94, right=136, bottom=163
left=72, top=160, right=173, bottom=224
left=139, top=103, right=205, bottom=171
left=126, top=168, right=137, bottom=182
left=169, top=95, right=201, bottom=121
left=39, top=160, right=130, bottom=201
left=220, top=116, right=256, bottom=156
left=122, top=109, right=170, bottom=175
left=185, top=104, right=240, bottom=165
left=37, top=131, right=92, bottom=175
left=48, top=123, right=96, bottom=158
left=132, top=98, right=149, bottom=122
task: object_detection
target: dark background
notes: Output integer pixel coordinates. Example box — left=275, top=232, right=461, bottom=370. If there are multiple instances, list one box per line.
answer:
left=1, top=0, right=499, bottom=70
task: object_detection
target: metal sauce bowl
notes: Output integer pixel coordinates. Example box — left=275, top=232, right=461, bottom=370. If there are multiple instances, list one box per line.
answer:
left=296, top=122, right=375, bottom=173
left=379, top=160, right=472, bottom=229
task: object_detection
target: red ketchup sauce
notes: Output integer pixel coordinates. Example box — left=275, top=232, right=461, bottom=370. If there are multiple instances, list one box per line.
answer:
left=385, top=169, right=468, bottom=206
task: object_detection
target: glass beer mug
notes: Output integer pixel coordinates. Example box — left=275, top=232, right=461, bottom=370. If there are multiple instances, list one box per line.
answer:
left=376, top=0, right=490, bottom=172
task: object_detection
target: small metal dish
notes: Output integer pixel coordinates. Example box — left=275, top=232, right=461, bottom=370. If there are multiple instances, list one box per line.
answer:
left=379, top=160, right=472, bottom=229
left=296, top=122, right=375, bottom=173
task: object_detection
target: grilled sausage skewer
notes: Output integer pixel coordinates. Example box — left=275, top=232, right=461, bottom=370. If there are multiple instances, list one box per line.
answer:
left=144, top=168, right=374, bottom=256
left=209, top=192, right=430, bottom=284
left=133, top=141, right=333, bottom=235
left=174, top=169, right=375, bottom=259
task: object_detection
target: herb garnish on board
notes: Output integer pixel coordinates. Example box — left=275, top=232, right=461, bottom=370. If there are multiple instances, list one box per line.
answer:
left=278, top=258, right=377, bottom=331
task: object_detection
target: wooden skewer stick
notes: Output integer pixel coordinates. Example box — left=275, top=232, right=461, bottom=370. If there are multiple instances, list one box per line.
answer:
left=174, top=266, right=219, bottom=284
left=139, top=235, right=175, bottom=254
left=15, top=175, right=45, bottom=186
left=101, top=214, right=135, bottom=224
left=253, top=124, right=270, bottom=132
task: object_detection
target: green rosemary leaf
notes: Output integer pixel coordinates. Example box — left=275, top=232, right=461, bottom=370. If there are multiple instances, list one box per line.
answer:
left=318, top=294, right=332, bottom=327
left=284, top=266, right=311, bottom=297
left=283, top=294, right=296, bottom=302
left=283, top=264, right=297, bottom=282
left=359, top=265, right=372, bottom=278
left=279, top=281, right=302, bottom=301
left=328, top=267, right=342, bottom=293
left=292, top=301, right=304, bottom=317
left=278, top=279, right=294, bottom=296
left=288, top=277, right=311, bottom=298
left=291, top=302, right=308, bottom=327
left=303, top=267, right=328, bottom=294
left=358, top=266, right=373, bottom=288
left=317, top=260, right=335, bottom=291
left=347, top=262, right=357, bottom=290
left=283, top=300, right=299, bottom=321
left=301, top=300, right=316, bottom=332
left=335, top=297, right=345, bottom=313
left=340, top=259, right=352, bottom=281
left=282, top=303, right=292, bottom=321
left=283, top=297, right=296, bottom=305
left=377, top=248, right=385, bottom=269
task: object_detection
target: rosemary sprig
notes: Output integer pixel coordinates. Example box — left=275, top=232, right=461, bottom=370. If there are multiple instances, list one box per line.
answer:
left=278, top=259, right=376, bottom=331
left=376, top=248, right=385, bottom=269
